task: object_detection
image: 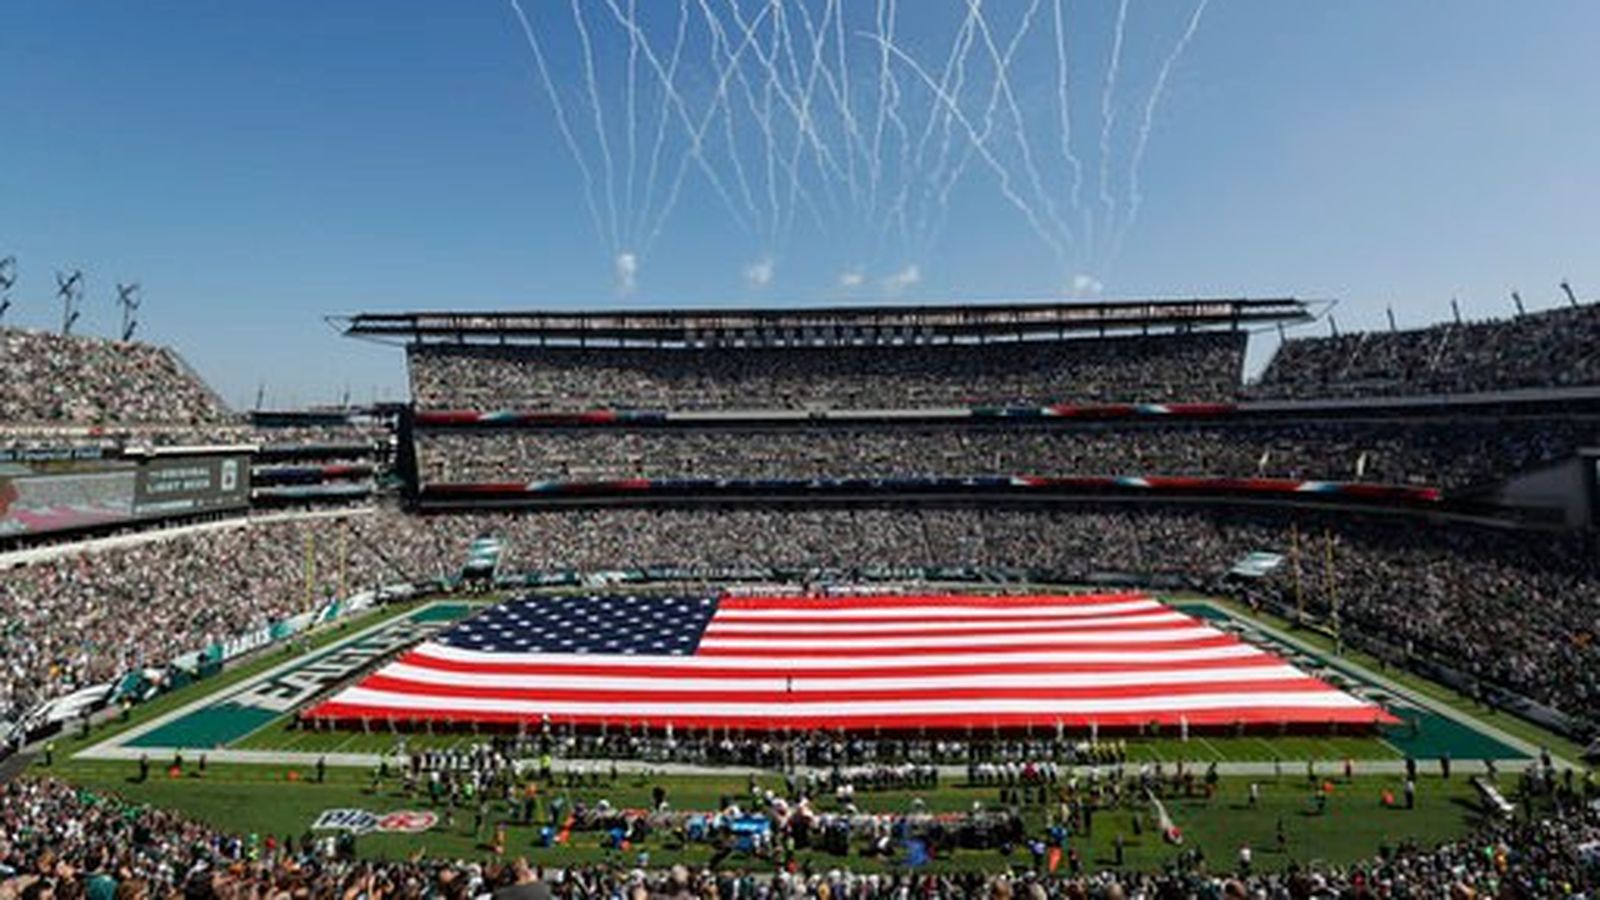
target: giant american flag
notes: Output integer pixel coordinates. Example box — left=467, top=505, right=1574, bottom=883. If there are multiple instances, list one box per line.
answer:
left=307, top=593, right=1394, bottom=731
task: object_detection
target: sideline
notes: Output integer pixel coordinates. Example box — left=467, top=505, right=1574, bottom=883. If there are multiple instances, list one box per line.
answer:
left=1196, top=599, right=1575, bottom=770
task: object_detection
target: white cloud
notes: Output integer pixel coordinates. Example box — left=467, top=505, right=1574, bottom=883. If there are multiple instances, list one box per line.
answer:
left=614, top=252, right=639, bottom=295
left=743, top=257, right=775, bottom=289
left=881, top=264, right=921, bottom=295
left=1070, top=273, right=1104, bottom=296
left=837, top=268, right=866, bottom=289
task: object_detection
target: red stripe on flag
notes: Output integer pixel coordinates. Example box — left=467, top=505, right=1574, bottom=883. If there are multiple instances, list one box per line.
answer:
left=304, top=703, right=1399, bottom=730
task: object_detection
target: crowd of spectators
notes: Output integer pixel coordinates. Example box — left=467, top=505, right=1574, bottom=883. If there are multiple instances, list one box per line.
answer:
left=415, top=417, right=1596, bottom=488
left=3, top=771, right=1599, bottom=897
left=0, top=328, right=230, bottom=425
left=1256, top=302, right=1600, bottom=399
left=0, top=511, right=428, bottom=736
left=0, top=423, right=388, bottom=455
left=407, top=335, right=1248, bottom=411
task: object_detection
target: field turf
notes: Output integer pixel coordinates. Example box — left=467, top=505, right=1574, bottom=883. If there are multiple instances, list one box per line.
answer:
left=232, top=726, right=1399, bottom=764
left=38, top=759, right=1495, bottom=874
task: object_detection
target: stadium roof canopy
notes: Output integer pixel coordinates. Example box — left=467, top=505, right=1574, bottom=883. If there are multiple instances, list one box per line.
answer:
left=333, top=297, right=1311, bottom=347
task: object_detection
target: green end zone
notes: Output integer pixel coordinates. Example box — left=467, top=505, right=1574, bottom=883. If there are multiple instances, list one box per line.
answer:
left=85, top=602, right=476, bottom=755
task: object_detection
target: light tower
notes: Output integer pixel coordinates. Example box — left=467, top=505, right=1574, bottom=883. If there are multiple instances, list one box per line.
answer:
left=0, top=256, right=16, bottom=324
left=56, top=270, right=84, bottom=335
left=116, top=282, right=142, bottom=341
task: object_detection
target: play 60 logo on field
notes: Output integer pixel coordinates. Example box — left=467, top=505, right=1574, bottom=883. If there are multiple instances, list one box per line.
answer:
left=311, top=808, right=438, bottom=834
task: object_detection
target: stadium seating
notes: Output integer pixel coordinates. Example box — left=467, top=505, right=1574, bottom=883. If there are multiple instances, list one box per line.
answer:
left=0, top=512, right=433, bottom=731
left=408, top=333, right=1248, bottom=411
left=414, top=418, right=1596, bottom=488
left=0, top=328, right=230, bottom=425
left=1256, top=303, right=1600, bottom=398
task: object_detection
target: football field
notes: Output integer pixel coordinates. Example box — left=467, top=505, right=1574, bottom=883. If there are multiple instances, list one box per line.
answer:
left=34, top=589, right=1583, bottom=872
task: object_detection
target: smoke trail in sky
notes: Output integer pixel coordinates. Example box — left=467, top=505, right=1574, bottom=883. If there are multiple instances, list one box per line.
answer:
left=967, top=0, right=1070, bottom=257
left=506, top=0, right=1208, bottom=292
left=882, top=263, right=922, bottom=294
left=1096, top=0, right=1130, bottom=257
left=1119, top=0, right=1210, bottom=256
left=507, top=0, right=606, bottom=252
left=744, top=256, right=775, bottom=288
left=615, top=251, right=639, bottom=294
left=635, top=0, right=689, bottom=246
left=624, top=0, right=638, bottom=243
left=641, top=0, right=775, bottom=254
left=568, top=0, right=620, bottom=251
left=865, top=31, right=1066, bottom=261
left=1052, top=0, right=1086, bottom=220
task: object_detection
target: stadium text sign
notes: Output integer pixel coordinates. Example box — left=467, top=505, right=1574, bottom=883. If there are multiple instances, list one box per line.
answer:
left=311, top=809, right=438, bottom=834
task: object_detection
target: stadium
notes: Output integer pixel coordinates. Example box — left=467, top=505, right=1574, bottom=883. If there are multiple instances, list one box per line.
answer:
left=3, top=292, right=1600, bottom=897
left=5, top=2, right=1600, bottom=896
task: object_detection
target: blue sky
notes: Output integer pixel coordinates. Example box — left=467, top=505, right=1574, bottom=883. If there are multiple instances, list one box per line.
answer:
left=2, top=1, right=1597, bottom=407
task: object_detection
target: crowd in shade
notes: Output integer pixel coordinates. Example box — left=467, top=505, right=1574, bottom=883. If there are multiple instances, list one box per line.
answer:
left=0, top=329, right=230, bottom=425
left=3, top=772, right=1599, bottom=898
left=1255, top=302, right=1600, bottom=399
left=415, top=417, right=1596, bottom=488
left=6, top=506, right=1599, bottom=737
left=407, top=334, right=1248, bottom=411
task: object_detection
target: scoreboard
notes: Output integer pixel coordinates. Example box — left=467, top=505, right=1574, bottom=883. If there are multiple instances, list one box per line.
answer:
left=0, top=448, right=251, bottom=539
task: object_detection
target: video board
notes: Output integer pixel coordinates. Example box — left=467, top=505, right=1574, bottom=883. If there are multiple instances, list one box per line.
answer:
left=0, top=451, right=250, bottom=538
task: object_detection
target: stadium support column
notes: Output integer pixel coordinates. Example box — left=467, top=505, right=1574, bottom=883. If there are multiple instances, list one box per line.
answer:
left=1323, top=528, right=1340, bottom=653
left=395, top=405, right=421, bottom=511
left=1290, top=522, right=1304, bottom=625
left=304, top=529, right=317, bottom=610
left=338, top=520, right=348, bottom=601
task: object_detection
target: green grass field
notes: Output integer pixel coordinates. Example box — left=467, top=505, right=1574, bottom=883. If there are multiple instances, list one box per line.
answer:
left=232, top=725, right=1399, bottom=764
left=38, top=759, right=1497, bottom=873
